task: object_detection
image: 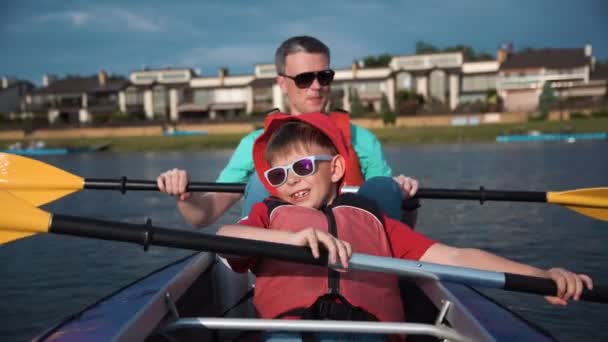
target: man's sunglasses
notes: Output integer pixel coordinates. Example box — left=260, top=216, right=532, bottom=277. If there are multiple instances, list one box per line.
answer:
left=264, top=155, right=334, bottom=187
left=279, top=69, right=335, bottom=89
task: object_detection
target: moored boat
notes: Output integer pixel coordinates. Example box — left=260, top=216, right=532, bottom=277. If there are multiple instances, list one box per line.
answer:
left=496, top=132, right=608, bottom=143
left=33, top=252, right=556, bottom=342
left=1, top=142, right=111, bottom=156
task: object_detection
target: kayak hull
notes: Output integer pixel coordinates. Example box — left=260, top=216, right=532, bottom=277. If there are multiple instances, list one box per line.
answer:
left=34, top=252, right=555, bottom=342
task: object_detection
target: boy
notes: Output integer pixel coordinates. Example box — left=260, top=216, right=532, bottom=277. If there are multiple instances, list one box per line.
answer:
left=217, top=113, right=593, bottom=340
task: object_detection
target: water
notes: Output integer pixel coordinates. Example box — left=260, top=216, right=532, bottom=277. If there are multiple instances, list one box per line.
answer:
left=0, top=142, right=607, bottom=341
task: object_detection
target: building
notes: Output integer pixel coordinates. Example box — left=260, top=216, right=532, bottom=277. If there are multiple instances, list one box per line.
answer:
left=126, top=68, right=196, bottom=121
left=23, top=71, right=129, bottom=124
left=14, top=42, right=606, bottom=124
left=496, top=44, right=598, bottom=112
left=0, top=77, right=34, bottom=119
left=182, top=68, right=254, bottom=120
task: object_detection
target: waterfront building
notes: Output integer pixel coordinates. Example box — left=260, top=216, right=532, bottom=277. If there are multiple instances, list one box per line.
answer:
left=0, top=77, right=34, bottom=120
left=497, top=44, right=603, bottom=112
left=21, top=71, right=128, bottom=124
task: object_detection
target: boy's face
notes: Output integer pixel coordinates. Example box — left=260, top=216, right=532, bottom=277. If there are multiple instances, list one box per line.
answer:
left=268, top=145, right=344, bottom=209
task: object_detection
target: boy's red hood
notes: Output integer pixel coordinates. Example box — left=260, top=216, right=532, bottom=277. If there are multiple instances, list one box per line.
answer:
left=253, top=112, right=351, bottom=195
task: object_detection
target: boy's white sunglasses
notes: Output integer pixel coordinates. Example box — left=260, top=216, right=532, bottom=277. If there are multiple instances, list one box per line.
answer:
left=264, top=154, right=333, bottom=187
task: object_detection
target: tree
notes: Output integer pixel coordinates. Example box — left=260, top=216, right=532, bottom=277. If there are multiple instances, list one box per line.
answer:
left=415, top=41, right=439, bottom=54
left=380, top=94, right=396, bottom=125
left=361, top=54, right=392, bottom=68
left=349, top=88, right=366, bottom=117
left=538, top=82, right=556, bottom=118
left=415, top=41, right=493, bottom=61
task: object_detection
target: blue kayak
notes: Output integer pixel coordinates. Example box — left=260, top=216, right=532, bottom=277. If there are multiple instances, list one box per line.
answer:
left=32, top=252, right=556, bottom=342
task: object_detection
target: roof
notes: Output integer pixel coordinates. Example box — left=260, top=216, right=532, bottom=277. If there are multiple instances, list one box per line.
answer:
left=500, top=48, right=591, bottom=70
left=31, top=75, right=129, bottom=95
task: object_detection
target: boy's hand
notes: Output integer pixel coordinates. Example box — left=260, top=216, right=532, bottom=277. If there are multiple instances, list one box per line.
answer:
left=157, top=168, right=192, bottom=201
left=543, top=267, right=593, bottom=305
left=393, top=175, right=419, bottom=199
left=288, top=228, right=352, bottom=269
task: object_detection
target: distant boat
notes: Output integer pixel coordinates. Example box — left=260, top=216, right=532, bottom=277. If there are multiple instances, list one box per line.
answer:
left=163, top=129, right=208, bottom=137
left=1, top=142, right=111, bottom=156
left=496, top=132, right=608, bottom=143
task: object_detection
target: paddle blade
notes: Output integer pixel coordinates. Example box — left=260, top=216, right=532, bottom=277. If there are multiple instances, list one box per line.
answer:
left=0, top=191, right=52, bottom=244
left=565, top=206, right=608, bottom=221
left=547, top=188, right=608, bottom=221
left=0, top=153, right=84, bottom=206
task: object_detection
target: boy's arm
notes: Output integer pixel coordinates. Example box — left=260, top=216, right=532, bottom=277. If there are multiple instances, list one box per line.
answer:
left=420, top=243, right=593, bottom=305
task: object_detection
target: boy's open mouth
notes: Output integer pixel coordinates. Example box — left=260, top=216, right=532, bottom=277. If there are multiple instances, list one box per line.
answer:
left=291, top=189, right=310, bottom=201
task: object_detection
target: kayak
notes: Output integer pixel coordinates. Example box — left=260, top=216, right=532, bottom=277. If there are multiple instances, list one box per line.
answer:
left=32, top=252, right=556, bottom=342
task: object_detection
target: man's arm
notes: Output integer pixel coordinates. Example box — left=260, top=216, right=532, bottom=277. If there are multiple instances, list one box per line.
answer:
left=350, top=124, right=392, bottom=178
left=351, top=124, right=419, bottom=197
left=177, top=192, right=242, bottom=228
left=157, top=130, right=262, bottom=228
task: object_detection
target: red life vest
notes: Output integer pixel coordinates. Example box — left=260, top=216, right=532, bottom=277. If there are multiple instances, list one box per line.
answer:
left=251, top=194, right=405, bottom=323
left=254, top=112, right=365, bottom=196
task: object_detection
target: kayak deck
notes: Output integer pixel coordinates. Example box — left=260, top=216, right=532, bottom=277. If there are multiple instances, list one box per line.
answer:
left=34, top=252, right=556, bottom=342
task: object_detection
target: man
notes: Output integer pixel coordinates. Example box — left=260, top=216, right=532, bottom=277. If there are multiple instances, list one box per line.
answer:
left=157, top=35, right=419, bottom=227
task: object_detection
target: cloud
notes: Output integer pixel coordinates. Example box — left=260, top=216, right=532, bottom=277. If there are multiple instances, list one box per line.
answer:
left=109, top=8, right=164, bottom=32
left=178, top=43, right=276, bottom=73
left=11, top=7, right=164, bottom=33
left=31, top=10, right=91, bottom=27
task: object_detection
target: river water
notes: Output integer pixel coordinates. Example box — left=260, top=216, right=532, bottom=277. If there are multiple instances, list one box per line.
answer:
left=0, top=141, right=606, bottom=341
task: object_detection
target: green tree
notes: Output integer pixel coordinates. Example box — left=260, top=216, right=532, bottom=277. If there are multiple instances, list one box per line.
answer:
left=380, top=94, right=396, bottom=125
left=349, top=88, right=365, bottom=117
left=361, top=54, right=392, bottom=67
left=415, top=41, right=439, bottom=54
left=415, top=41, right=493, bottom=61
left=538, top=82, right=556, bottom=118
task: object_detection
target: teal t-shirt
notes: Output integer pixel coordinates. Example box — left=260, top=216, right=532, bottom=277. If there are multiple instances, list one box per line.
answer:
left=216, top=124, right=393, bottom=183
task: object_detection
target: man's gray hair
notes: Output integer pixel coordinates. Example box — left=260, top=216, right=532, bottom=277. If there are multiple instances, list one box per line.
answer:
left=275, top=36, right=331, bottom=75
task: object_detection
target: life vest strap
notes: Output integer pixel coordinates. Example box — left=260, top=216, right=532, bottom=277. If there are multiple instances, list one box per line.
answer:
left=276, top=293, right=379, bottom=322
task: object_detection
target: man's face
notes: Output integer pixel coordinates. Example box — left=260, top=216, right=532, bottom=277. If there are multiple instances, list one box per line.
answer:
left=277, top=52, right=331, bottom=114
left=269, top=145, right=342, bottom=209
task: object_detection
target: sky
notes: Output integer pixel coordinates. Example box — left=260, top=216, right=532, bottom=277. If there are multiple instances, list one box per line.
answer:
left=1, top=0, right=607, bottom=85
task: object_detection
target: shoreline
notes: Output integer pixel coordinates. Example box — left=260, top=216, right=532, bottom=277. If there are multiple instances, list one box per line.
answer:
left=2, top=117, right=607, bottom=152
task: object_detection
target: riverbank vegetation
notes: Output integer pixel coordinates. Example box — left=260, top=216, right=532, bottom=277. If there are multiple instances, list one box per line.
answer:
left=2, top=117, right=608, bottom=152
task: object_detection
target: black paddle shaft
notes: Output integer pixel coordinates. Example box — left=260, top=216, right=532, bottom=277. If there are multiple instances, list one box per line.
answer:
left=85, top=178, right=246, bottom=193
left=50, top=214, right=327, bottom=266
left=505, top=273, right=608, bottom=303
left=85, top=178, right=548, bottom=203
left=415, top=187, right=547, bottom=203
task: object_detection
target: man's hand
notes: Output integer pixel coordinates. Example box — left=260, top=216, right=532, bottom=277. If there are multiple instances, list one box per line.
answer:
left=157, top=168, right=192, bottom=201
left=393, top=174, right=419, bottom=199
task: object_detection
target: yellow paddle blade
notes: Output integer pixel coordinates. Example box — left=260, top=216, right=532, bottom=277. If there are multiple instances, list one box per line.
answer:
left=0, top=153, right=84, bottom=206
left=0, top=191, right=52, bottom=244
left=548, top=187, right=608, bottom=221
left=565, top=206, right=608, bottom=221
